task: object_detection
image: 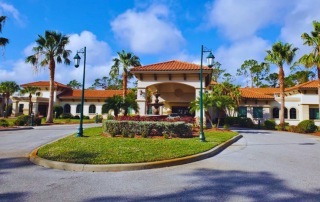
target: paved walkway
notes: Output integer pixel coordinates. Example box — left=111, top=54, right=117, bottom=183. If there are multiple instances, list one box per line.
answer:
left=0, top=126, right=319, bottom=201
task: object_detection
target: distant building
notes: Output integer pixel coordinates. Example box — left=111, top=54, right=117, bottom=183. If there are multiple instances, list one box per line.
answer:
left=7, top=60, right=320, bottom=126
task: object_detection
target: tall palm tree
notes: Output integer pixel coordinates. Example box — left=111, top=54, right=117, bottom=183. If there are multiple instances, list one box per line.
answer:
left=265, top=42, right=298, bottom=130
left=25, top=31, right=71, bottom=123
left=299, top=20, right=320, bottom=118
left=20, top=86, right=40, bottom=115
left=110, top=50, right=141, bottom=97
left=0, top=16, right=9, bottom=47
left=0, top=81, right=20, bottom=117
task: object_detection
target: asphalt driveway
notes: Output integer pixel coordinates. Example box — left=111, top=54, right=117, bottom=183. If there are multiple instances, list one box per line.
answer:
left=0, top=125, right=319, bottom=201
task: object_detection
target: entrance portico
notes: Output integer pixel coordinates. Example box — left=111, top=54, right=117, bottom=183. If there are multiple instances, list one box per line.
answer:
left=131, top=60, right=213, bottom=118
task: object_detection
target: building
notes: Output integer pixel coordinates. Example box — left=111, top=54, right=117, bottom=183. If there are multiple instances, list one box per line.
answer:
left=7, top=60, right=320, bottom=126
left=11, top=81, right=123, bottom=118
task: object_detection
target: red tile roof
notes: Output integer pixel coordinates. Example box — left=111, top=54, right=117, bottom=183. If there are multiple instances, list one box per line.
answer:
left=285, top=80, right=318, bottom=92
left=240, top=88, right=279, bottom=99
left=58, top=89, right=123, bottom=99
left=21, top=81, right=70, bottom=89
left=130, top=60, right=212, bottom=72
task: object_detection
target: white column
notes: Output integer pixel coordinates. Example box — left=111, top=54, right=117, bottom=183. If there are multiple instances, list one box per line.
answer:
left=137, top=88, right=147, bottom=115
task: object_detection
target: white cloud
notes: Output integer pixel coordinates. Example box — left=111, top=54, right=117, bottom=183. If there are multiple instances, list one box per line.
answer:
left=215, top=36, right=270, bottom=85
left=279, top=0, right=320, bottom=58
left=0, top=2, right=24, bottom=25
left=111, top=4, right=185, bottom=54
left=207, top=0, right=287, bottom=41
left=2, top=31, right=113, bottom=87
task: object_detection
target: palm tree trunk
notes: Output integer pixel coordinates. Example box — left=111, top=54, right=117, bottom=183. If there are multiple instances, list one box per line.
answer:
left=5, top=93, right=9, bottom=118
left=279, top=66, right=285, bottom=130
left=46, top=59, right=55, bottom=123
left=123, top=72, right=127, bottom=97
left=29, top=93, right=32, bottom=115
left=317, top=66, right=320, bottom=120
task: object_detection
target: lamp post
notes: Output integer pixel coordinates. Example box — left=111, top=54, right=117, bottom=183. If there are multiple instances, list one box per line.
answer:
left=74, top=47, right=86, bottom=137
left=199, top=45, right=214, bottom=142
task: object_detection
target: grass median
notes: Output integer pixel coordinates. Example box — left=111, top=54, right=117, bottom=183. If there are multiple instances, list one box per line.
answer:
left=37, top=127, right=238, bottom=164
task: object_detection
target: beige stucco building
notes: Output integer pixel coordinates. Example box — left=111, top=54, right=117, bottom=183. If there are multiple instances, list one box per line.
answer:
left=6, top=60, right=320, bottom=126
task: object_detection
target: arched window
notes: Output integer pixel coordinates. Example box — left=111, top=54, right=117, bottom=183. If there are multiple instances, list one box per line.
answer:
left=64, top=104, right=71, bottom=113
left=290, top=108, right=297, bottom=119
left=284, top=108, right=288, bottom=119
left=102, top=104, right=108, bottom=114
left=89, top=104, right=96, bottom=113
left=272, top=107, right=279, bottom=119
left=76, top=104, right=81, bottom=113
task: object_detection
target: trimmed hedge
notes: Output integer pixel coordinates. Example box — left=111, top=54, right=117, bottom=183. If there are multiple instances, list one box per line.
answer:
left=103, top=120, right=193, bottom=138
left=0, top=119, right=9, bottom=127
left=14, top=115, right=31, bottom=126
left=297, top=120, right=317, bottom=133
left=264, top=120, right=276, bottom=130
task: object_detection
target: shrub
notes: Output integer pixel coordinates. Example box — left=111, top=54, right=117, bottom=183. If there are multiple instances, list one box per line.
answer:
left=264, top=120, right=276, bottom=130
left=225, top=117, right=240, bottom=126
left=238, top=118, right=254, bottom=128
left=223, top=124, right=230, bottom=130
left=83, top=116, right=90, bottom=119
left=297, top=120, right=317, bottom=133
left=0, top=119, right=9, bottom=127
left=53, top=105, right=63, bottom=118
left=61, top=113, right=73, bottom=119
left=73, top=115, right=80, bottom=119
left=106, top=114, right=114, bottom=120
left=34, top=117, right=42, bottom=126
left=103, top=120, right=193, bottom=138
left=14, top=115, right=31, bottom=126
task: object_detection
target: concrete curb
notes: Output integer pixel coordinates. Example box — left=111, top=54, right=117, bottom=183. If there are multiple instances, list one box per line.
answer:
left=0, top=127, right=34, bottom=132
left=29, top=134, right=243, bottom=172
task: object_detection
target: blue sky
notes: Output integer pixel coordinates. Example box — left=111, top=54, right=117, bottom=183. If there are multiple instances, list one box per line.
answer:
left=0, top=0, right=320, bottom=87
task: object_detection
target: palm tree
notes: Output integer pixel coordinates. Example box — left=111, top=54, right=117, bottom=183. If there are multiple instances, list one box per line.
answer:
left=189, top=92, right=214, bottom=128
left=265, top=42, right=298, bottom=130
left=20, top=86, right=40, bottom=115
left=0, top=81, right=20, bottom=117
left=103, top=95, right=123, bottom=117
left=0, top=16, right=9, bottom=47
left=25, top=31, right=71, bottom=123
left=299, top=20, right=320, bottom=118
left=110, top=50, right=141, bottom=97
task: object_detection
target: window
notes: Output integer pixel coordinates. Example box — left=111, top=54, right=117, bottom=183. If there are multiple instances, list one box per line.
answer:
left=253, top=107, right=263, bottom=118
left=64, top=104, right=71, bottom=113
left=76, top=104, right=81, bottom=113
left=272, top=108, right=279, bottom=118
left=89, top=105, right=96, bottom=113
left=238, top=107, right=247, bottom=118
left=290, top=108, right=296, bottom=119
left=102, top=104, right=108, bottom=114
left=309, top=108, right=319, bottom=120
left=19, top=104, right=24, bottom=113
left=284, top=108, right=288, bottom=119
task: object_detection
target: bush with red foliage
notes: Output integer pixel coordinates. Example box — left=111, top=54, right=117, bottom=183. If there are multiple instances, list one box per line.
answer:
left=114, top=115, right=195, bottom=124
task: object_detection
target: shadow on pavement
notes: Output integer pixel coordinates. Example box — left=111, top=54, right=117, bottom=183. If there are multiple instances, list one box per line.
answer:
left=0, top=192, right=29, bottom=202
left=0, top=157, right=34, bottom=170
left=84, top=169, right=320, bottom=202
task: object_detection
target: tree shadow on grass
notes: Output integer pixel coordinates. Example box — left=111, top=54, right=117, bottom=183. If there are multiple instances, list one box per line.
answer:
left=85, top=169, right=320, bottom=202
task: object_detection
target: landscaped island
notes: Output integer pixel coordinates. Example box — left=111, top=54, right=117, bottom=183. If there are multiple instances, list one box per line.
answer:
left=37, top=127, right=238, bottom=164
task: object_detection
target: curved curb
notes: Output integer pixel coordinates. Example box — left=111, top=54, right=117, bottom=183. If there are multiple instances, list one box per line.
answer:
left=0, top=127, right=34, bottom=132
left=29, top=134, right=243, bottom=172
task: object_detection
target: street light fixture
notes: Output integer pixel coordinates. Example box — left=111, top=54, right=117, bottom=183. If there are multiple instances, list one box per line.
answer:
left=73, top=46, right=86, bottom=137
left=199, top=45, right=214, bottom=142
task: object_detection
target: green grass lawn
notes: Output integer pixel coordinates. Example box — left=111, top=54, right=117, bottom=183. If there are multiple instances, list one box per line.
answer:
left=1, top=117, right=96, bottom=126
left=37, top=127, right=238, bottom=164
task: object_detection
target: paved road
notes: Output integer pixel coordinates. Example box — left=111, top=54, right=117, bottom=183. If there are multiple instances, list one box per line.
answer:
left=1, top=126, right=320, bottom=202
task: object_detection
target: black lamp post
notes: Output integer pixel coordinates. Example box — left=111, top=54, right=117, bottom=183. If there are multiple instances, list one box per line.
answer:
left=199, top=45, right=214, bottom=142
left=74, top=47, right=86, bottom=137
